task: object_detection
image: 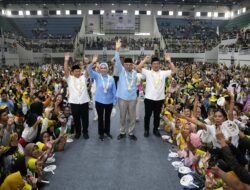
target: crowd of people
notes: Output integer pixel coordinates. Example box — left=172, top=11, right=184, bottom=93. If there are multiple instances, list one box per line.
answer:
left=219, top=28, right=250, bottom=54
left=158, top=18, right=221, bottom=52
left=21, top=40, right=74, bottom=53
left=83, top=36, right=160, bottom=50
left=0, top=38, right=250, bottom=190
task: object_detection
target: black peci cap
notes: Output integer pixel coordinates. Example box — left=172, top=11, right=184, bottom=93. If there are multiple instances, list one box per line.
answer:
left=151, top=56, right=160, bottom=64
left=71, top=64, right=81, bottom=71
left=124, top=58, right=133, bottom=64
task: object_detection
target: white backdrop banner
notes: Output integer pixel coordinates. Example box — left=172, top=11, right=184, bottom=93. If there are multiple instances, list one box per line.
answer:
left=103, top=13, right=135, bottom=31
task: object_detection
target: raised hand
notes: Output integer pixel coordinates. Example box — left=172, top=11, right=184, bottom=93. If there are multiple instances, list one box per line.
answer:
left=83, top=56, right=90, bottom=64
left=228, top=88, right=234, bottom=97
left=211, top=166, right=223, bottom=178
left=64, top=53, right=70, bottom=62
left=215, top=127, right=226, bottom=146
left=166, top=105, right=179, bottom=116
left=115, top=38, right=122, bottom=51
left=10, top=133, right=18, bottom=146
left=143, top=55, right=151, bottom=63
left=92, top=55, right=98, bottom=64
left=164, top=53, right=171, bottom=63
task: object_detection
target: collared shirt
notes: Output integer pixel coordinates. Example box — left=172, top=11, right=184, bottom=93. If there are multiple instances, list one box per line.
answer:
left=115, top=52, right=137, bottom=101
left=66, top=75, right=90, bottom=104
left=142, top=68, right=171, bottom=101
left=87, top=64, right=117, bottom=105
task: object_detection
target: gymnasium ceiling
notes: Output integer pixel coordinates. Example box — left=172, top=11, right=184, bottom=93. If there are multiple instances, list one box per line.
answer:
left=0, top=0, right=246, bottom=6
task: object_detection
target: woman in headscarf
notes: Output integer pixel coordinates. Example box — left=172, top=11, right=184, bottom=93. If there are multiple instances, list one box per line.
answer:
left=0, top=171, right=32, bottom=190
left=24, top=143, right=51, bottom=181
left=87, top=55, right=117, bottom=141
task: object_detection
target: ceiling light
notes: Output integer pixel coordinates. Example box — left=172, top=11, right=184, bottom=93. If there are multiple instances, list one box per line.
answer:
left=88, top=10, right=93, bottom=15
left=56, top=10, right=61, bottom=15
left=77, top=10, right=82, bottom=15
left=37, top=10, right=42, bottom=15
left=135, top=32, right=150, bottom=36
left=18, top=10, right=23, bottom=16
left=6, top=10, right=11, bottom=16
left=157, top=11, right=162, bottom=16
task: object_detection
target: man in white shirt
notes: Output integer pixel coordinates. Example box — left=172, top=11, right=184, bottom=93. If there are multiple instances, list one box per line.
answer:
left=137, top=54, right=176, bottom=137
left=64, top=53, right=90, bottom=139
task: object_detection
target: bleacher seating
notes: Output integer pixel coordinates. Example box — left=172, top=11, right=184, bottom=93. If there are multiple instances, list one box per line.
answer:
left=157, top=18, right=224, bottom=52
left=157, top=18, right=224, bottom=39
left=224, top=12, right=250, bottom=30
left=11, top=17, right=83, bottom=39
left=0, top=16, right=22, bottom=36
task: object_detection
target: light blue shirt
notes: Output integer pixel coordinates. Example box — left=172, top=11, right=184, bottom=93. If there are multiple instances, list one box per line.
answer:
left=87, top=64, right=117, bottom=105
left=0, top=98, right=14, bottom=113
left=115, top=52, right=137, bottom=101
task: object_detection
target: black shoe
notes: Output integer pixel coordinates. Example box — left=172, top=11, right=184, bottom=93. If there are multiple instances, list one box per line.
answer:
left=74, top=134, right=80, bottom=139
left=144, top=131, right=149, bottom=138
left=117, top=133, right=126, bottom=140
left=106, top=133, right=113, bottom=139
left=129, top=134, right=137, bottom=141
left=99, top=135, right=104, bottom=141
left=153, top=130, right=161, bottom=137
left=83, top=133, right=89, bottom=139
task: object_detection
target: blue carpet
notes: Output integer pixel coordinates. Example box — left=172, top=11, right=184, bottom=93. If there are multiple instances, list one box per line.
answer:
left=42, top=104, right=182, bottom=190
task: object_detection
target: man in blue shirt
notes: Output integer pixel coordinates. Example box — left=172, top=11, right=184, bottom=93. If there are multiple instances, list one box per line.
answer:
left=0, top=90, right=14, bottom=113
left=115, top=39, right=138, bottom=141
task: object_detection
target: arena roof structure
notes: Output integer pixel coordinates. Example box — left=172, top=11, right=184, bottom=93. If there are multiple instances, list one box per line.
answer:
left=0, top=0, right=246, bottom=6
